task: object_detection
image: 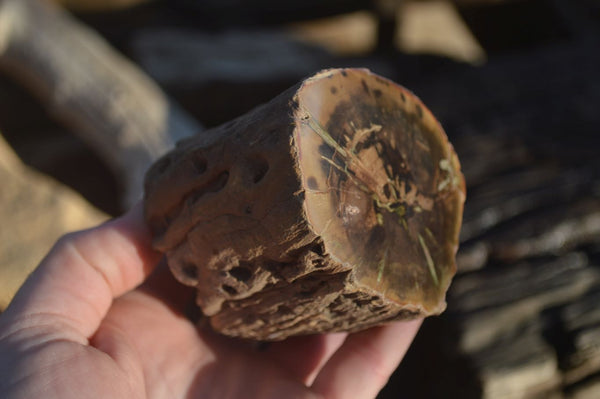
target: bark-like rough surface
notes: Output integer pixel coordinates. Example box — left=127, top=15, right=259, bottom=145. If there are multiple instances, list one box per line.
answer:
left=144, top=68, right=465, bottom=340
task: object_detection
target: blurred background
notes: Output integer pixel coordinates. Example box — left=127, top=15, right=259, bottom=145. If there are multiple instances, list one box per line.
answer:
left=0, top=0, right=599, bottom=397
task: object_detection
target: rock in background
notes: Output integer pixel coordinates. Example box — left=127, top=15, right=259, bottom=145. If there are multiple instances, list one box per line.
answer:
left=0, top=134, right=106, bottom=310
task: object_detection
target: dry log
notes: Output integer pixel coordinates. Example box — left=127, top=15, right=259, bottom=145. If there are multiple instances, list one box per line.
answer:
left=568, top=376, right=600, bottom=399
left=460, top=165, right=595, bottom=242
left=0, top=0, right=201, bottom=207
left=558, top=286, right=600, bottom=385
left=449, top=252, right=598, bottom=352
left=144, top=68, right=465, bottom=340
left=444, top=253, right=600, bottom=398
left=472, top=322, right=562, bottom=399
left=374, top=35, right=600, bottom=398
left=456, top=198, right=600, bottom=272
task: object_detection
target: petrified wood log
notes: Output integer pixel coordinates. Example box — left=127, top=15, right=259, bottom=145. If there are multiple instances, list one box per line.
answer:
left=144, top=68, right=465, bottom=340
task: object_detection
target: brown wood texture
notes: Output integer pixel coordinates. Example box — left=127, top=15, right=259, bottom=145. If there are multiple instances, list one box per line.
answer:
left=144, top=68, right=465, bottom=340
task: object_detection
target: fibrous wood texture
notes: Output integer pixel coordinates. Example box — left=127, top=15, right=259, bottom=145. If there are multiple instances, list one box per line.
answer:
left=144, top=68, right=465, bottom=340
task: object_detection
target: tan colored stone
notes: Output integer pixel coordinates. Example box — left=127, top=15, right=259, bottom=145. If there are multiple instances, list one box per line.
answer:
left=398, top=1, right=486, bottom=64
left=0, top=134, right=106, bottom=311
left=568, top=377, right=600, bottom=399
left=288, top=11, right=377, bottom=55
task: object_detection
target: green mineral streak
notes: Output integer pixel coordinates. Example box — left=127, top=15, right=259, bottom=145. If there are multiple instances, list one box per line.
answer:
left=320, top=156, right=370, bottom=193
left=389, top=182, right=399, bottom=200
left=425, top=227, right=437, bottom=246
left=418, top=233, right=439, bottom=286
left=439, top=159, right=451, bottom=171
left=393, top=205, right=406, bottom=218
left=373, top=195, right=406, bottom=227
left=377, top=248, right=389, bottom=283
left=437, top=179, right=449, bottom=192
left=438, top=158, right=458, bottom=192
left=302, top=107, right=347, bottom=158
left=302, top=107, right=375, bottom=197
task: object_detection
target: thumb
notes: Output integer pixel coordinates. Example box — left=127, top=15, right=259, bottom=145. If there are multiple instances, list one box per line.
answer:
left=0, top=203, right=161, bottom=344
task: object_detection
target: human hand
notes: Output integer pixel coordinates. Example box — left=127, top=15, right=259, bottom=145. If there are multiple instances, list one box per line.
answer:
left=0, top=204, right=421, bottom=399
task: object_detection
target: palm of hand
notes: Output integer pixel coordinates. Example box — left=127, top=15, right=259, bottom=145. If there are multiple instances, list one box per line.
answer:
left=80, top=270, right=351, bottom=399
left=0, top=206, right=419, bottom=399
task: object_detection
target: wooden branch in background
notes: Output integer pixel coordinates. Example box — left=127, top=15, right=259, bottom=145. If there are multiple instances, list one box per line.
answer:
left=0, top=0, right=202, bottom=208
left=53, top=0, right=150, bottom=12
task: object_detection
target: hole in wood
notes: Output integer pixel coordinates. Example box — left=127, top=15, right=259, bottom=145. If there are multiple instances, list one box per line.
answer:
left=221, top=284, right=238, bottom=295
left=299, top=288, right=317, bottom=298
left=211, top=171, right=229, bottom=191
left=229, top=264, right=253, bottom=282
left=310, top=242, right=326, bottom=257
left=248, top=156, right=269, bottom=184
left=277, top=305, right=293, bottom=315
left=192, top=156, right=207, bottom=174
left=353, top=298, right=372, bottom=307
left=188, top=170, right=230, bottom=204
left=180, top=262, right=198, bottom=281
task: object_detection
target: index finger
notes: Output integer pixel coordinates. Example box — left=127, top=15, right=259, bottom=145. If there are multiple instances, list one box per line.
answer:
left=0, top=203, right=161, bottom=342
left=311, top=319, right=422, bottom=399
